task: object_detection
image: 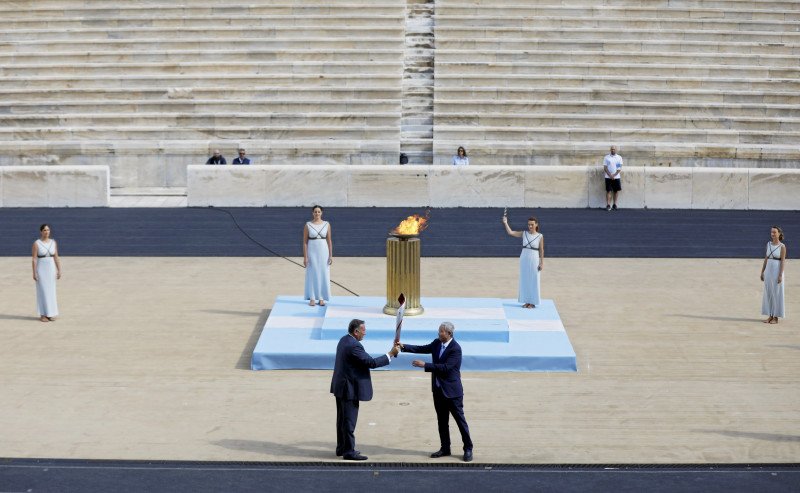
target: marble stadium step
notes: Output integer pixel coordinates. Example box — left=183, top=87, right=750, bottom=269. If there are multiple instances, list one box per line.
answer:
left=1, top=87, right=402, bottom=102
left=433, top=113, right=800, bottom=131
left=111, top=187, right=186, bottom=197
left=435, top=62, right=799, bottom=79
left=401, top=138, right=435, bottom=153
left=437, top=0, right=800, bottom=8
left=435, top=87, right=800, bottom=104
left=435, top=39, right=800, bottom=55
left=0, top=2, right=404, bottom=18
left=433, top=100, right=800, bottom=118
left=433, top=17, right=799, bottom=32
left=0, top=49, right=403, bottom=65
left=0, top=139, right=401, bottom=156
left=402, top=116, right=434, bottom=126
left=0, top=126, right=402, bottom=141
left=2, top=15, right=404, bottom=30
left=0, top=113, right=401, bottom=128
left=0, top=74, right=403, bottom=90
left=109, top=188, right=188, bottom=208
left=402, top=151, right=434, bottom=165
left=0, top=61, right=403, bottom=77
left=436, top=27, right=800, bottom=43
left=1, top=100, right=402, bottom=114
left=0, top=38, right=402, bottom=52
left=435, top=49, right=800, bottom=67
left=0, top=26, right=404, bottom=41
left=434, top=75, right=800, bottom=92
left=434, top=126, right=800, bottom=145
left=430, top=142, right=800, bottom=167
left=434, top=7, right=800, bottom=22
left=17, top=0, right=788, bottom=7
left=401, top=130, right=434, bottom=140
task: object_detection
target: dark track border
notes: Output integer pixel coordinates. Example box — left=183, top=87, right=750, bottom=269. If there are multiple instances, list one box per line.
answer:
left=0, top=207, right=797, bottom=258
left=1, top=458, right=798, bottom=493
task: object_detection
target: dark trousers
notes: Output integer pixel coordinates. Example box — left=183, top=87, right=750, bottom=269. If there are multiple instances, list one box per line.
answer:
left=335, top=396, right=359, bottom=457
left=433, top=387, right=473, bottom=451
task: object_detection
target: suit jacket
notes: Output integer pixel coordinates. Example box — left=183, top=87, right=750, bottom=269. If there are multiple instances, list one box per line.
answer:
left=205, top=156, right=226, bottom=164
left=402, top=339, right=464, bottom=399
left=330, top=334, right=390, bottom=401
left=232, top=157, right=251, bottom=165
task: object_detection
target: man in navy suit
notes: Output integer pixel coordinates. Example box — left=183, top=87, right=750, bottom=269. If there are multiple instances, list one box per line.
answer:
left=400, top=321, right=474, bottom=462
left=232, top=148, right=251, bottom=165
left=330, top=319, right=399, bottom=461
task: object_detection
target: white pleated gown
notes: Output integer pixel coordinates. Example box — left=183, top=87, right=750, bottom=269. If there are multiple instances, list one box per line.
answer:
left=35, top=239, right=59, bottom=317
left=304, top=221, right=331, bottom=301
left=518, top=231, right=542, bottom=306
left=762, top=242, right=785, bottom=318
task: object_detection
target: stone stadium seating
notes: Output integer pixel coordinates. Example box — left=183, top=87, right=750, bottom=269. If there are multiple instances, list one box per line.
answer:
left=433, top=0, right=800, bottom=167
left=0, top=0, right=797, bottom=197
left=0, top=0, right=405, bottom=187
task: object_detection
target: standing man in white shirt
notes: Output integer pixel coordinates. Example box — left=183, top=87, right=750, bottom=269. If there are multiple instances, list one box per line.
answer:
left=603, top=145, right=623, bottom=211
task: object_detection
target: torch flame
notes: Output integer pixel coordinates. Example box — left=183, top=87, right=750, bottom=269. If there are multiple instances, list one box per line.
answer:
left=391, top=211, right=430, bottom=236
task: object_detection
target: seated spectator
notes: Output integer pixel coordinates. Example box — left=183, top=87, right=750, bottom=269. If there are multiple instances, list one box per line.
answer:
left=452, top=146, right=469, bottom=166
left=232, top=149, right=251, bottom=165
left=205, top=149, right=226, bottom=165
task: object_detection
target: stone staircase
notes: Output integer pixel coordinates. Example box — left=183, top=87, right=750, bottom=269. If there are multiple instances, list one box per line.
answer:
left=0, top=0, right=405, bottom=188
left=400, top=0, right=435, bottom=165
left=433, top=0, right=800, bottom=167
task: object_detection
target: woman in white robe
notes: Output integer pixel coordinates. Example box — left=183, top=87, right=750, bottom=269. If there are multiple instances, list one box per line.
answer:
left=303, top=205, right=333, bottom=306
left=32, top=223, right=61, bottom=322
left=760, top=226, right=786, bottom=324
left=502, top=214, right=544, bottom=308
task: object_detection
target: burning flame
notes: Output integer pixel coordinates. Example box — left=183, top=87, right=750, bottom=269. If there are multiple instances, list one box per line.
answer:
left=392, top=211, right=430, bottom=236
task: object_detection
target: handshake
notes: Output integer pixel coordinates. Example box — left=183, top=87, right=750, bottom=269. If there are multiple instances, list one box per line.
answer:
left=389, top=342, right=426, bottom=368
left=388, top=342, right=403, bottom=358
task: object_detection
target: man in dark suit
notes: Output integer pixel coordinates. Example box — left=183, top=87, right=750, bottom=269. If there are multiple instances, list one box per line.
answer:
left=205, top=149, right=226, bottom=165
left=400, top=321, right=474, bottom=462
left=232, top=148, right=251, bottom=165
left=330, top=318, right=399, bottom=461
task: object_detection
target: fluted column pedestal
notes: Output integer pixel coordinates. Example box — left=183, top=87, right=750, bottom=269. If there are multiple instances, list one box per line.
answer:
left=383, top=237, right=423, bottom=316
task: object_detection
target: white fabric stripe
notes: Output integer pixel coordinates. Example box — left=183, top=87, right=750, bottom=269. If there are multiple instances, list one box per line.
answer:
left=265, top=316, right=324, bottom=330
left=324, top=306, right=505, bottom=320
left=508, top=319, right=565, bottom=332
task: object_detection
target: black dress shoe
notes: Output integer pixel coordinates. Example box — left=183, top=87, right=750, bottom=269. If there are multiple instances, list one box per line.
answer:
left=463, top=450, right=473, bottom=462
left=343, top=454, right=368, bottom=461
left=430, top=449, right=451, bottom=458
left=337, top=450, right=359, bottom=457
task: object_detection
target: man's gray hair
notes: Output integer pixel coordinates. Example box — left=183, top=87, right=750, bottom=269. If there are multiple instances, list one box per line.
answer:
left=440, top=321, right=455, bottom=336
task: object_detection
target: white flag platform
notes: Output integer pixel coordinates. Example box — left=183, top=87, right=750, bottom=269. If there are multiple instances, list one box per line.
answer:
left=252, top=296, right=577, bottom=372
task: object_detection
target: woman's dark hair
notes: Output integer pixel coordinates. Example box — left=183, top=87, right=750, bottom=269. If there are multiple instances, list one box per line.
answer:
left=771, top=225, right=784, bottom=242
left=312, top=205, right=324, bottom=212
left=528, top=217, right=540, bottom=232
left=39, top=223, right=50, bottom=232
left=457, top=146, right=467, bottom=157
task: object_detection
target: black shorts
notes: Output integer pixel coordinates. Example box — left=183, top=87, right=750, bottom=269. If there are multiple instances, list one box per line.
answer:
left=605, top=178, right=621, bottom=192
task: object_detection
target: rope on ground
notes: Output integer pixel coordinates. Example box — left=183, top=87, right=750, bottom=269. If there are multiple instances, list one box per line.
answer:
left=209, top=207, right=360, bottom=296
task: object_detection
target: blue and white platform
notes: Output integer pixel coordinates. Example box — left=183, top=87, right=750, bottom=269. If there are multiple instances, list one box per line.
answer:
left=251, top=296, right=577, bottom=372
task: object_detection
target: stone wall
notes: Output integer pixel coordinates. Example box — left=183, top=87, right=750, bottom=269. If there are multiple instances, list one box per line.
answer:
left=187, top=165, right=798, bottom=210
left=0, top=166, right=109, bottom=207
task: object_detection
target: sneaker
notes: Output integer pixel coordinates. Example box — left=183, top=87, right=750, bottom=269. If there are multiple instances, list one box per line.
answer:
left=612, top=204, right=618, bottom=210
left=606, top=205, right=611, bottom=211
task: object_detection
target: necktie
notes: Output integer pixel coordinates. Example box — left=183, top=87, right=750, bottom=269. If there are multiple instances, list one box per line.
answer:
left=435, top=344, right=446, bottom=388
